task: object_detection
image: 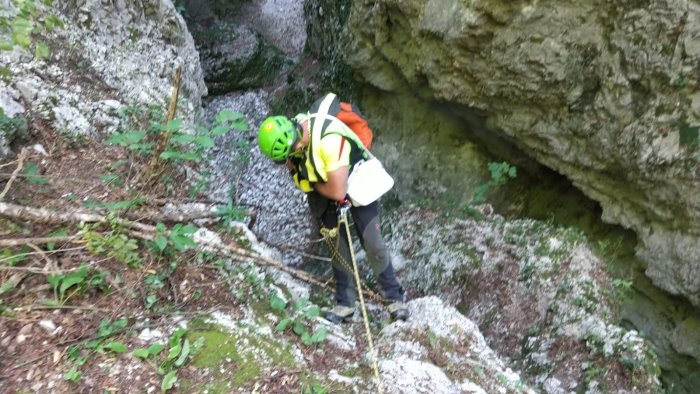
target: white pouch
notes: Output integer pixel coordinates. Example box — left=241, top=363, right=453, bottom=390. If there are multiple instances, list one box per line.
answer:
left=346, top=156, right=394, bottom=206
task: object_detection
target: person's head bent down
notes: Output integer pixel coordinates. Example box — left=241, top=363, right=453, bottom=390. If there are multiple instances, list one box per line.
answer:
left=257, top=115, right=302, bottom=163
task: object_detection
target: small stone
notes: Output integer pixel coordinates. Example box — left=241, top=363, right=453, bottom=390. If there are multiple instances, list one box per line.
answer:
left=16, top=334, right=27, bottom=344
left=38, top=320, right=57, bottom=333
left=19, top=323, right=33, bottom=336
left=32, top=144, right=48, bottom=156
left=1, top=336, right=12, bottom=347
left=31, top=383, right=43, bottom=391
left=147, top=386, right=156, bottom=393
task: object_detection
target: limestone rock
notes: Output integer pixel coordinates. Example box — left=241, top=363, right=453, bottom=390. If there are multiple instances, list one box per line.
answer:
left=340, top=0, right=700, bottom=308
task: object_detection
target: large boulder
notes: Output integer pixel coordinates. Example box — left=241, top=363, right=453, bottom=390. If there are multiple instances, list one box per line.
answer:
left=342, top=0, right=700, bottom=307
left=0, top=0, right=206, bottom=161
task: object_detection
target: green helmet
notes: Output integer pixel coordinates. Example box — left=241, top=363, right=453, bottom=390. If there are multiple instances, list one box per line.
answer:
left=258, top=115, right=298, bottom=162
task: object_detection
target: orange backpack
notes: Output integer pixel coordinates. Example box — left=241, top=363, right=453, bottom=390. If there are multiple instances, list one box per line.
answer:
left=335, top=102, right=373, bottom=150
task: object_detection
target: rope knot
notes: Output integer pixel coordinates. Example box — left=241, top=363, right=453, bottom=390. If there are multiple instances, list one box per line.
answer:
left=320, top=226, right=338, bottom=239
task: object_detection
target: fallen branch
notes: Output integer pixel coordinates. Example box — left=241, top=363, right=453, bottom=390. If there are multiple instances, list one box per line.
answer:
left=0, top=202, right=384, bottom=302
left=0, top=246, right=86, bottom=266
left=0, top=235, right=81, bottom=248
left=123, top=208, right=222, bottom=223
left=0, top=202, right=155, bottom=233
left=0, top=148, right=28, bottom=201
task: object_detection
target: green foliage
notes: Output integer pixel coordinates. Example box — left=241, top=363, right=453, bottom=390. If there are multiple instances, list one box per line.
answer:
left=303, top=384, right=329, bottom=394
left=611, top=277, right=633, bottom=302
left=83, top=195, right=145, bottom=211
left=472, top=161, right=517, bottom=204
left=83, top=227, right=143, bottom=267
left=271, top=295, right=328, bottom=347
left=132, top=343, right=165, bottom=359
left=0, top=111, right=29, bottom=143
left=0, top=245, right=31, bottom=266
left=166, top=223, right=197, bottom=251
left=216, top=196, right=247, bottom=229
left=46, top=264, right=109, bottom=305
left=106, top=109, right=246, bottom=164
left=132, top=328, right=204, bottom=392
left=0, top=0, right=63, bottom=59
left=64, top=317, right=130, bottom=382
left=23, top=162, right=48, bottom=184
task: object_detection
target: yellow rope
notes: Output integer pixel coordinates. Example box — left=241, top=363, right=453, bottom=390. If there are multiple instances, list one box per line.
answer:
left=320, top=226, right=392, bottom=305
left=338, top=209, right=384, bottom=394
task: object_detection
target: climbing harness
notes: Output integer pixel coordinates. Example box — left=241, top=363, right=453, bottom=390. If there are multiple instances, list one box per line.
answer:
left=323, top=202, right=385, bottom=394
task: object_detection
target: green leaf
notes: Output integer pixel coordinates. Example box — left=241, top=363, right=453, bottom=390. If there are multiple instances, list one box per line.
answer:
left=275, top=317, right=292, bottom=332
left=194, top=135, right=215, bottom=148
left=12, top=18, right=33, bottom=48
left=294, top=299, right=308, bottom=311
left=44, top=14, right=64, bottom=30
left=304, top=305, right=320, bottom=319
left=154, top=236, right=167, bottom=251
left=104, top=341, right=127, bottom=353
left=179, top=152, right=200, bottom=161
left=301, top=331, right=311, bottom=345
left=24, top=162, right=48, bottom=184
left=214, top=110, right=241, bottom=123
left=310, top=326, right=328, bottom=343
left=47, top=228, right=68, bottom=251
left=161, top=370, right=177, bottom=391
left=160, top=118, right=182, bottom=132
left=59, top=276, right=84, bottom=296
left=145, top=294, right=157, bottom=308
left=293, top=321, right=306, bottom=336
left=159, top=150, right=179, bottom=160
left=167, top=343, right=181, bottom=361
left=180, top=225, right=197, bottom=234
left=270, top=295, right=286, bottom=311
left=170, top=134, right=196, bottom=144
left=209, top=125, right=230, bottom=136
left=174, top=338, right=190, bottom=367
left=63, top=365, right=81, bottom=382
left=132, top=348, right=150, bottom=359
left=148, top=343, right=165, bottom=355
left=35, top=42, right=50, bottom=59
left=172, top=328, right=187, bottom=341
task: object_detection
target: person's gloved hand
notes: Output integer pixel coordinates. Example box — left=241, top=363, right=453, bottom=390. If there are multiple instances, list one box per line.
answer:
left=292, top=171, right=314, bottom=193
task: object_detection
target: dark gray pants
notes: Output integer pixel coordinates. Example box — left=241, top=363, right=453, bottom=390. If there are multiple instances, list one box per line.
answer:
left=308, top=193, right=404, bottom=307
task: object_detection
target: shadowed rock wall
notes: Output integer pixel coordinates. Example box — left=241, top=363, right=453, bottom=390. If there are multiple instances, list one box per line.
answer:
left=341, top=0, right=700, bottom=308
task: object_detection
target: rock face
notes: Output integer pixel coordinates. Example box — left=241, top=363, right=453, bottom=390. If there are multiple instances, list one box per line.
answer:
left=388, top=205, right=662, bottom=393
left=0, top=0, right=206, bottom=160
left=342, top=0, right=700, bottom=307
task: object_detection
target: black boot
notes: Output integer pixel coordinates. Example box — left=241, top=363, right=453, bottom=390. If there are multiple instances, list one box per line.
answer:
left=324, top=305, right=355, bottom=324
left=387, top=302, right=409, bottom=322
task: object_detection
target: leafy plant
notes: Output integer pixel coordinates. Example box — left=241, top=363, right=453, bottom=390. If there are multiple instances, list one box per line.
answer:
left=0, top=0, right=63, bottom=59
left=471, top=161, right=517, bottom=204
left=106, top=109, right=246, bottom=164
left=0, top=246, right=31, bottom=266
left=64, top=317, right=130, bottom=382
left=24, top=162, right=48, bottom=184
left=271, top=295, right=328, bottom=346
left=166, top=223, right=197, bottom=251
left=0, top=111, right=29, bottom=143
left=46, top=264, right=108, bottom=305
left=612, top=277, right=633, bottom=302
left=127, top=329, right=206, bottom=392
left=83, top=227, right=143, bottom=267
left=216, top=196, right=246, bottom=229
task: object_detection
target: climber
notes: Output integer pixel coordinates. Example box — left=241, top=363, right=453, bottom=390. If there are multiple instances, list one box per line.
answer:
left=257, top=93, right=409, bottom=323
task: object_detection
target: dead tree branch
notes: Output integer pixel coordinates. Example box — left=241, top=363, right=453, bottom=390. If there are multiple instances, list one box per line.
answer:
left=0, top=148, right=28, bottom=201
